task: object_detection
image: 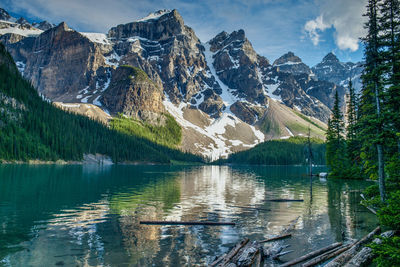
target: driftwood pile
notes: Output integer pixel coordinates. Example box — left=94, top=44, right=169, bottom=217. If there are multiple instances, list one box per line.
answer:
left=210, top=217, right=300, bottom=267
left=210, top=223, right=394, bottom=267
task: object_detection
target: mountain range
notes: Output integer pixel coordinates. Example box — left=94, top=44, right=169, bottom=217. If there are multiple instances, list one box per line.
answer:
left=0, top=8, right=363, bottom=160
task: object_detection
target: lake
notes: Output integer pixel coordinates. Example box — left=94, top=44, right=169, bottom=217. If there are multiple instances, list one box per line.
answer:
left=0, top=165, right=378, bottom=266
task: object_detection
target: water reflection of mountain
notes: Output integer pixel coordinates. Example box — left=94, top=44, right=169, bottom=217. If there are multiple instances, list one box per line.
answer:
left=0, top=165, right=378, bottom=266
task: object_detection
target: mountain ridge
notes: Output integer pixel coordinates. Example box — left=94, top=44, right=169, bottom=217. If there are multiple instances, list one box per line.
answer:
left=0, top=8, right=363, bottom=160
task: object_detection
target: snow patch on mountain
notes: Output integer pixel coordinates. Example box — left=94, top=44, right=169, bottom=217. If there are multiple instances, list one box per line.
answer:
left=104, top=52, right=120, bottom=67
left=137, top=10, right=172, bottom=22
left=163, top=93, right=264, bottom=160
left=80, top=32, right=111, bottom=45
left=274, top=61, right=301, bottom=66
left=203, top=43, right=244, bottom=107
left=15, top=61, right=25, bottom=75
left=0, top=20, right=43, bottom=36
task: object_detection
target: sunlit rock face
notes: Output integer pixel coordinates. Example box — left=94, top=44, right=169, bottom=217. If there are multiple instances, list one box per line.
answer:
left=0, top=8, right=361, bottom=159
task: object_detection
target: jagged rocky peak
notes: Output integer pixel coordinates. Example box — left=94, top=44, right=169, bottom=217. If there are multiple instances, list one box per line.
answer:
left=54, top=21, right=70, bottom=31
left=273, top=51, right=301, bottom=65
left=0, top=8, right=14, bottom=21
left=108, top=9, right=194, bottom=42
left=32, top=21, right=55, bottom=31
left=273, top=51, right=311, bottom=75
left=312, top=52, right=363, bottom=92
left=209, top=29, right=258, bottom=64
left=207, top=29, right=267, bottom=104
left=322, top=52, right=339, bottom=63
left=16, top=17, right=29, bottom=25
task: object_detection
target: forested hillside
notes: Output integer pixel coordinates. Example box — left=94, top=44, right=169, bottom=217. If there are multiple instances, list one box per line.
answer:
left=218, top=136, right=326, bottom=165
left=0, top=44, right=202, bottom=163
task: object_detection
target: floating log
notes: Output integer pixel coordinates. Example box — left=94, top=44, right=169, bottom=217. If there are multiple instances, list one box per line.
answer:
left=301, top=244, right=352, bottom=267
left=324, top=226, right=381, bottom=267
left=210, top=254, right=226, bottom=267
left=272, top=249, right=294, bottom=260
left=221, top=238, right=250, bottom=266
left=255, top=250, right=262, bottom=267
left=267, top=199, right=304, bottom=202
left=140, top=221, right=235, bottom=226
left=279, top=242, right=342, bottom=267
left=259, top=234, right=292, bottom=243
left=228, top=205, right=271, bottom=211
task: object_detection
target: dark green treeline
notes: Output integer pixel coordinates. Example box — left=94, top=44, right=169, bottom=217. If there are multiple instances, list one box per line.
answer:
left=0, top=44, right=202, bottom=164
left=219, top=136, right=326, bottom=165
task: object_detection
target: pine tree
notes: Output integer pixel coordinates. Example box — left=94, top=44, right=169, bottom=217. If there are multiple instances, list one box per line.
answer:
left=326, top=91, right=346, bottom=177
left=346, top=80, right=361, bottom=177
left=379, top=0, right=400, bottom=154
left=360, top=0, right=387, bottom=202
left=346, top=80, right=358, bottom=141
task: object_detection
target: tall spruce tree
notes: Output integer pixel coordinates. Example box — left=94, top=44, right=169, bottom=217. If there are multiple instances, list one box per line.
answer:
left=326, top=91, right=346, bottom=177
left=346, top=80, right=358, bottom=141
left=360, top=0, right=387, bottom=202
left=379, top=0, right=400, bottom=154
left=346, top=80, right=361, bottom=177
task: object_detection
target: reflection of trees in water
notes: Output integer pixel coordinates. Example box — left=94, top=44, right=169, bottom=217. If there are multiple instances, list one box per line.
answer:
left=108, top=177, right=181, bottom=266
left=327, top=179, right=346, bottom=241
left=326, top=179, right=378, bottom=242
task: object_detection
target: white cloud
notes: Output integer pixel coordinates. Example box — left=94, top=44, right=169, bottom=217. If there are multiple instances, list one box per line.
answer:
left=304, top=15, right=330, bottom=45
left=304, top=0, right=367, bottom=51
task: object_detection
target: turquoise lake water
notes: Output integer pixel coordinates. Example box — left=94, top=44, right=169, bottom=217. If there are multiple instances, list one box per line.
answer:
left=0, top=165, right=378, bottom=266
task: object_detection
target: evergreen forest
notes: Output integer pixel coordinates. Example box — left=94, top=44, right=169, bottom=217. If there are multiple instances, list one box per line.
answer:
left=325, top=0, right=400, bottom=265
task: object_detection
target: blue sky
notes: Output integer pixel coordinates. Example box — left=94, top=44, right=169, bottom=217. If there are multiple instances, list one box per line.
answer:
left=1, top=0, right=367, bottom=66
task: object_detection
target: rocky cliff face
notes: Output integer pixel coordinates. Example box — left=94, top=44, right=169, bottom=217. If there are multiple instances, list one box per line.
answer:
left=6, top=22, right=108, bottom=101
left=0, top=8, right=361, bottom=159
left=101, top=65, right=165, bottom=122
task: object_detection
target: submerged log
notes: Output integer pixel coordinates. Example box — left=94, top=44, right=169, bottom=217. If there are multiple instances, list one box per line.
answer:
left=279, top=242, right=342, bottom=267
left=259, top=234, right=292, bottom=243
left=283, top=216, right=300, bottom=233
left=324, top=226, right=381, bottom=267
left=140, top=221, right=235, bottom=226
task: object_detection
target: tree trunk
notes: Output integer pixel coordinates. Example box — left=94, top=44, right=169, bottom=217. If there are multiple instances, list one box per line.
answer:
left=377, top=144, right=386, bottom=202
